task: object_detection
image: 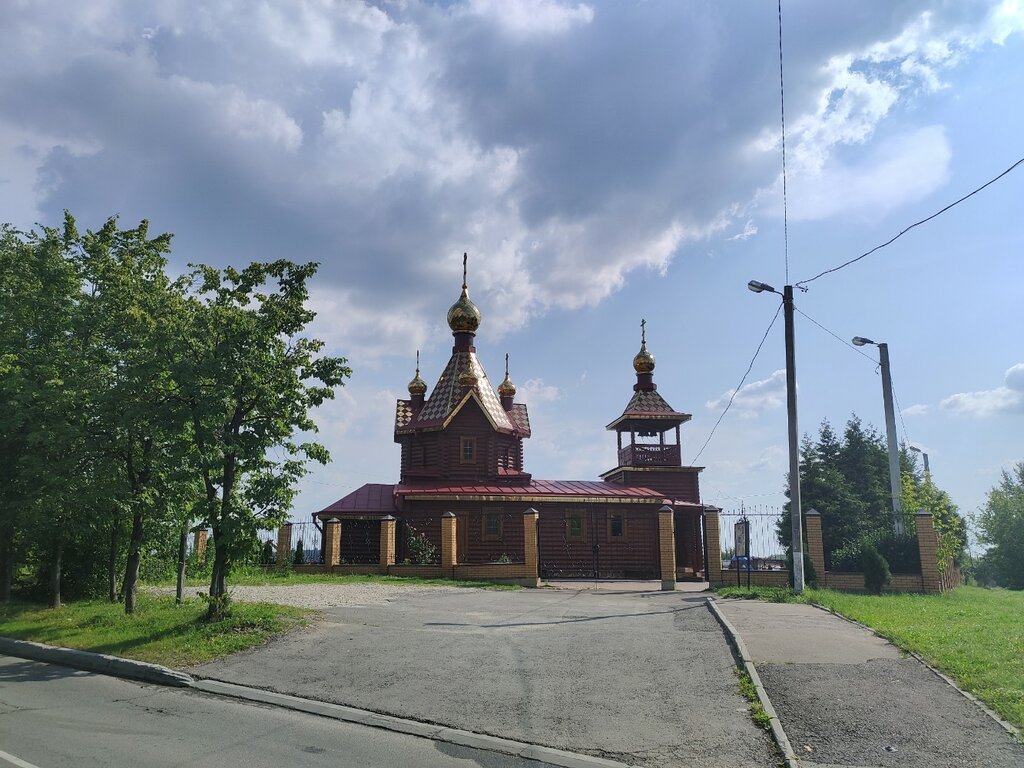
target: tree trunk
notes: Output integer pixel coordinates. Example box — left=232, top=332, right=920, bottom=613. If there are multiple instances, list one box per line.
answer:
left=107, top=520, right=120, bottom=603
left=175, top=523, right=188, bottom=605
left=49, top=537, right=62, bottom=609
left=123, top=510, right=144, bottom=615
left=1, top=527, right=13, bottom=603
left=209, top=530, right=228, bottom=598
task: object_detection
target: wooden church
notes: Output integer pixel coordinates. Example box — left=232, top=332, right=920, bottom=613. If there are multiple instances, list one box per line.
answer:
left=315, top=257, right=707, bottom=581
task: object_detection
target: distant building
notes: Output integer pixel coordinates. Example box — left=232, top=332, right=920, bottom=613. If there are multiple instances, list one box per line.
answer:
left=315, top=257, right=707, bottom=579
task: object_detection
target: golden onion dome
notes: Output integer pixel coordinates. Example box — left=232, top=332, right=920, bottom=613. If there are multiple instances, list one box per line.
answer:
left=447, top=252, right=481, bottom=333
left=459, top=368, right=478, bottom=387
left=408, top=352, right=427, bottom=395
left=447, top=287, right=481, bottom=333
left=633, top=319, right=655, bottom=373
left=497, top=352, right=516, bottom=397
left=408, top=371, right=427, bottom=396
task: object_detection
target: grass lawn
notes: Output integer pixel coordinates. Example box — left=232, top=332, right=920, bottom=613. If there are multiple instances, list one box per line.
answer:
left=717, top=584, right=1024, bottom=731
left=147, top=566, right=519, bottom=591
left=0, top=594, right=308, bottom=668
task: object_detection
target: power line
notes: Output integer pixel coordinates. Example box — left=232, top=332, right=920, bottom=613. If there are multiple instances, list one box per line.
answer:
left=795, top=308, right=916, bottom=449
left=690, top=302, right=783, bottom=465
left=890, top=377, right=912, bottom=447
left=797, top=155, right=1024, bottom=287
left=794, top=307, right=877, bottom=364
left=777, top=0, right=790, bottom=283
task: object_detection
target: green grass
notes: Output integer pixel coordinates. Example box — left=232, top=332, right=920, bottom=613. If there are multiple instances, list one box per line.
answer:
left=145, top=565, right=519, bottom=591
left=0, top=594, right=309, bottom=668
left=736, top=668, right=773, bottom=731
left=716, top=584, right=1024, bottom=731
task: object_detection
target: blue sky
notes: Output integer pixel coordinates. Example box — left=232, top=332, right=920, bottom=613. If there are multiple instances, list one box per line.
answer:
left=1, top=1, right=1021, bottom=531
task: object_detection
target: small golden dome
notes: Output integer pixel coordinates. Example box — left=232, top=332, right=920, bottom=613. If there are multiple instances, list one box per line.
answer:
left=447, top=252, right=481, bottom=333
left=408, top=372, right=427, bottom=395
left=633, top=319, right=655, bottom=373
left=498, top=352, right=516, bottom=397
left=408, top=351, right=427, bottom=395
left=459, top=368, right=478, bottom=387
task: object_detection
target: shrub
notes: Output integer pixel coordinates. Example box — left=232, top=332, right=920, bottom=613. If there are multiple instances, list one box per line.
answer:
left=862, top=543, right=891, bottom=594
left=293, top=539, right=305, bottom=565
left=406, top=525, right=439, bottom=565
left=259, top=540, right=274, bottom=565
left=831, top=529, right=920, bottom=573
left=785, top=548, right=818, bottom=588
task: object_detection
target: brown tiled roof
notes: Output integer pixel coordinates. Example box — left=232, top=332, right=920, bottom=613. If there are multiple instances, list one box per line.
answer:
left=395, top=400, right=414, bottom=429
left=606, top=388, right=691, bottom=430
left=509, top=403, right=531, bottom=436
left=404, top=351, right=513, bottom=431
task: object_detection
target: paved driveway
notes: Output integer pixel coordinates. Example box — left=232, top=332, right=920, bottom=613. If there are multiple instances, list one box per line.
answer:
left=195, top=586, right=775, bottom=767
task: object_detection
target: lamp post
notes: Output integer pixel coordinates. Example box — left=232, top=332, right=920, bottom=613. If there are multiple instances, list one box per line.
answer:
left=748, top=280, right=804, bottom=593
left=909, top=445, right=930, bottom=478
left=851, top=336, right=905, bottom=536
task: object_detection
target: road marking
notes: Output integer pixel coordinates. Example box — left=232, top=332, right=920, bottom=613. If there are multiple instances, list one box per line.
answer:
left=0, top=750, right=41, bottom=768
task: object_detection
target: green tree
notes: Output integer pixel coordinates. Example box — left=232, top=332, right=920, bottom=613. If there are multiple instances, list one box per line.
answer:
left=173, top=261, right=350, bottom=614
left=70, top=214, right=192, bottom=613
left=976, top=462, right=1024, bottom=589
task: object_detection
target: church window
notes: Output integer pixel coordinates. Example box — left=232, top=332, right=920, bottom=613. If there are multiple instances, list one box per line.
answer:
left=608, top=513, right=626, bottom=539
left=482, top=511, right=502, bottom=540
left=461, top=437, right=476, bottom=464
left=566, top=513, right=584, bottom=541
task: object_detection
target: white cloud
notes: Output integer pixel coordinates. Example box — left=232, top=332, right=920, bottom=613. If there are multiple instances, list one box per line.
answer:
left=941, top=363, right=1024, bottom=417
left=520, top=378, right=561, bottom=403
left=464, top=0, right=594, bottom=36
left=706, top=369, right=787, bottom=416
left=727, top=219, right=758, bottom=242
left=902, top=403, right=929, bottom=417
left=788, top=126, right=951, bottom=221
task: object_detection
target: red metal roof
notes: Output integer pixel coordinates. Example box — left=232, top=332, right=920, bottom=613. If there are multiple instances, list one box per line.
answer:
left=317, top=483, right=397, bottom=515
left=395, top=479, right=668, bottom=500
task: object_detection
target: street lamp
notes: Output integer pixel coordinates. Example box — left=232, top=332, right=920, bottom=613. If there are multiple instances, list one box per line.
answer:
left=909, top=445, right=930, bottom=477
left=747, top=279, right=805, bottom=593
left=851, top=336, right=905, bottom=536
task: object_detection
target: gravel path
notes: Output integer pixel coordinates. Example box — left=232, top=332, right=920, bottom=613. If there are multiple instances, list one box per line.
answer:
left=148, top=582, right=466, bottom=609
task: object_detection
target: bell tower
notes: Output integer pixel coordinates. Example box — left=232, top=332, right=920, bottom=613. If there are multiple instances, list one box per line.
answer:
left=601, top=321, right=701, bottom=503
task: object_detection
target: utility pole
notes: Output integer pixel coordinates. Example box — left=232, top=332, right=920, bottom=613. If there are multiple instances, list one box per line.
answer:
left=877, top=343, right=905, bottom=536
left=853, top=337, right=906, bottom=537
left=783, top=285, right=805, bottom=592
left=748, top=280, right=804, bottom=593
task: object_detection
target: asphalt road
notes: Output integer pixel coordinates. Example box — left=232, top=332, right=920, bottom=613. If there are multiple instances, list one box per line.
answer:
left=196, top=587, right=777, bottom=767
left=0, top=655, right=546, bottom=768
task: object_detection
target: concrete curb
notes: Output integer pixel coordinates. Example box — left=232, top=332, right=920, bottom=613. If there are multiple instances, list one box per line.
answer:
left=808, top=602, right=1023, bottom=743
left=192, top=678, right=631, bottom=768
left=0, top=636, right=194, bottom=687
left=705, top=598, right=801, bottom=768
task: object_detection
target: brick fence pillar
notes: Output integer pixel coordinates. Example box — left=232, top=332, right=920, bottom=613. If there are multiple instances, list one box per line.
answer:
left=379, top=516, right=396, bottom=571
left=915, top=511, right=941, bottom=594
left=441, top=512, right=457, bottom=571
left=323, top=518, right=342, bottom=567
left=193, top=529, right=208, bottom=564
left=658, top=505, right=676, bottom=591
left=523, top=508, right=539, bottom=582
left=704, top=507, right=723, bottom=585
left=275, top=523, right=292, bottom=567
left=804, top=509, right=826, bottom=584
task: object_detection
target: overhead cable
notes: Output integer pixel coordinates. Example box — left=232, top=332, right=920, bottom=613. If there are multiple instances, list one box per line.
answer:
left=797, top=156, right=1024, bottom=287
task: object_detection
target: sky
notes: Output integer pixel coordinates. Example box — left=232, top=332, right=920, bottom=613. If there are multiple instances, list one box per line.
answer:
left=2, top=0, right=1022, bottom=533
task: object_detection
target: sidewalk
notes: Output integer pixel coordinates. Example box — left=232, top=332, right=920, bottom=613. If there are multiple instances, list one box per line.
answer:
left=715, top=599, right=1023, bottom=768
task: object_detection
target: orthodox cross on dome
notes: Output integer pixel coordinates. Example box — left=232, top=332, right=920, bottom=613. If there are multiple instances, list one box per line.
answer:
left=641, top=318, right=646, bottom=345
left=462, top=251, right=468, bottom=290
